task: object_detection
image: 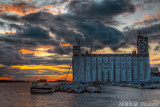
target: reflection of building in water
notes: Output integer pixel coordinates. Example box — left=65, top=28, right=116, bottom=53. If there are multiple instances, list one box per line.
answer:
left=72, top=34, right=160, bottom=83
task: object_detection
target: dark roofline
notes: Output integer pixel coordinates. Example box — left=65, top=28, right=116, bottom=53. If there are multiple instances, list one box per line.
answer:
left=74, top=53, right=149, bottom=57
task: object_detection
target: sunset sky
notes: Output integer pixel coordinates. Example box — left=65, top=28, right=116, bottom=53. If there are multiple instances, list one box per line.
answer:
left=0, top=0, right=160, bottom=81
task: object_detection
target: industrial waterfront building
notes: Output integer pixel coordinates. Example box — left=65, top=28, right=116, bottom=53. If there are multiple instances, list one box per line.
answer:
left=72, top=34, right=160, bottom=83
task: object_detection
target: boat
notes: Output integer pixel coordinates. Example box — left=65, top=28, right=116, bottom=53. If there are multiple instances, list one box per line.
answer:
left=69, top=84, right=85, bottom=93
left=126, top=82, right=132, bottom=87
left=86, top=86, right=101, bottom=93
left=131, top=82, right=139, bottom=88
left=30, top=82, right=55, bottom=94
left=147, top=83, right=157, bottom=89
left=111, top=82, right=117, bottom=86
left=139, top=83, right=148, bottom=89
left=139, top=82, right=158, bottom=89
left=119, top=82, right=126, bottom=87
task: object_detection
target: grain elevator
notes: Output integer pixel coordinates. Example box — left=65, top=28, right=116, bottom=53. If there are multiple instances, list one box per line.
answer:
left=72, top=34, right=151, bottom=83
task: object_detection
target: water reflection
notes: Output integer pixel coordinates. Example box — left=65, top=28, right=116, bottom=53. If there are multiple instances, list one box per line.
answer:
left=0, top=83, right=159, bottom=107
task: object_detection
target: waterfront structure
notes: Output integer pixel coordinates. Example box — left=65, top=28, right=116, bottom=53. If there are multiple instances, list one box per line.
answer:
left=150, top=67, right=160, bottom=82
left=72, top=34, right=159, bottom=83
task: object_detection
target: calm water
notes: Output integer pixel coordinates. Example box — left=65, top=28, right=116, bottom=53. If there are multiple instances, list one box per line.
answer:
left=0, top=83, right=160, bottom=107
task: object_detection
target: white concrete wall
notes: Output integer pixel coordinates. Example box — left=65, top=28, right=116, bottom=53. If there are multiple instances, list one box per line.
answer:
left=103, top=57, right=109, bottom=81
left=133, top=57, right=138, bottom=81
left=86, top=57, right=91, bottom=82
left=98, top=57, right=102, bottom=82
left=92, top=57, right=97, bottom=82
left=73, top=55, right=151, bottom=83
left=73, top=57, right=78, bottom=81
left=109, top=57, right=114, bottom=82
left=139, top=56, right=145, bottom=82
left=80, top=57, right=85, bottom=82
left=115, top=56, right=120, bottom=82
left=127, top=56, right=132, bottom=82
left=121, top=57, right=126, bottom=82
left=145, top=56, right=151, bottom=82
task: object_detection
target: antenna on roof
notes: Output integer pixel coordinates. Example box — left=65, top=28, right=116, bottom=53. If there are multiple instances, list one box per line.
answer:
left=90, top=40, right=92, bottom=53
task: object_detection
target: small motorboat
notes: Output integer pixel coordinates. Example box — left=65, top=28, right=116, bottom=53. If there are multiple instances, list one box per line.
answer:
left=30, top=82, right=55, bottom=94
left=126, top=82, right=132, bottom=87
left=86, top=86, right=100, bottom=93
left=139, top=83, right=148, bottom=89
left=119, top=82, right=126, bottom=87
left=147, top=83, right=157, bottom=89
left=139, top=82, right=158, bottom=89
left=71, top=85, right=85, bottom=93
left=131, top=82, right=139, bottom=88
left=111, top=82, right=117, bottom=86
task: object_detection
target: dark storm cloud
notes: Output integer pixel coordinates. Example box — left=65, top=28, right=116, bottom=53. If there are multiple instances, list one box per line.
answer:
left=0, top=41, right=28, bottom=65
left=154, top=46, right=160, bottom=51
left=9, top=24, right=23, bottom=31
left=68, top=0, right=135, bottom=24
left=0, top=24, right=60, bottom=66
left=0, top=24, right=59, bottom=46
left=23, top=25, right=51, bottom=39
left=75, top=20, right=126, bottom=50
left=28, top=58, right=71, bottom=65
left=0, top=0, right=136, bottom=52
left=137, top=24, right=160, bottom=35
left=49, top=46, right=72, bottom=55
left=143, top=0, right=160, bottom=4
left=0, top=0, right=136, bottom=63
left=21, top=12, right=54, bottom=23
left=122, top=24, right=160, bottom=49
left=19, top=11, right=126, bottom=51
left=0, top=14, right=20, bottom=21
left=0, top=21, right=4, bottom=26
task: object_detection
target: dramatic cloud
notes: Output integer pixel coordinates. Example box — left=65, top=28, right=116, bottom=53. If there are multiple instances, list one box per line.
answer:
left=10, top=11, right=125, bottom=51
left=0, top=0, right=160, bottom=80
left=68, top=0, right=135, bottom=24
left=0, top=3, right=52, bottom=15
left=74, top=20, right=126, bottom=50
left=132, top=13, right=160, bottom=26
left=122, top=23, right=160, bottom=50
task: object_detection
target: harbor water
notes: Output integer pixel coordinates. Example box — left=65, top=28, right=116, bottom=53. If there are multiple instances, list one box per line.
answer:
left=0, top=83, right=160, bottom=107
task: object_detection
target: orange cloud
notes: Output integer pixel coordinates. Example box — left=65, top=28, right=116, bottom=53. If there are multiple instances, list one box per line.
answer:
left=143, top=13, right=152, bottom=20
left=19, top=49, right=35, bottom=54
left=46, top=9, right=59, bottom=14
left=26, top=74, right=73, bottom=81
left=133, top=13, right=153, bottom=24
left=150, top=60, right=160, bottom=65
left=0, top=31, right=16, bottom=35
left=0, top=64, right=7, bottom=67
left=0, top=3, right=53, bottom=16
left=68, top=0, right=72, bottom=2
left=150, top=56, right=160, bottom=65
left=92, top=48, right=113, bottom=54
left=10, top=64, right=70, bottom=72
left=154, top=13, right=160, bottom=19
left=0, top=77, right=12, bottom=80
left=19, top=46, right=55, bottom=57
left=60, top=43, right=71, bottom=47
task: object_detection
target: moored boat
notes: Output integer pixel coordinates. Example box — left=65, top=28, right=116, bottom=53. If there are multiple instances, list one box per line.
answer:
left=30, top=82, right=55, bottom=94
left=86, top=86, right=101, bottom=93
left=70, top=84, right=85, bottom=93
